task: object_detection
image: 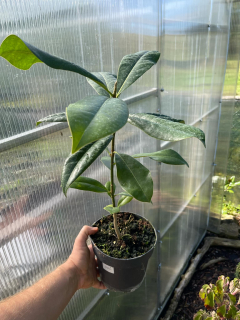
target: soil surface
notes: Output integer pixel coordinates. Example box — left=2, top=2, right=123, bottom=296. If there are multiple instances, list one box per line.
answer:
left=163, top=234, right=240, bottom=320
left=91, top=212, right=156, bottom=259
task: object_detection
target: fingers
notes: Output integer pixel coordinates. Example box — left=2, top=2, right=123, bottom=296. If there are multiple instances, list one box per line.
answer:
left=93, top=281, right=107, bottom=290
left=75, top=226, right=98, bottom=248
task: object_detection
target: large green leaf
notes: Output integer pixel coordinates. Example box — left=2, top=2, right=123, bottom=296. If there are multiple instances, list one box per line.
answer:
left=132, top=149, right=189, bottom=167
left=66, top=95, right=129, bottom=153
left=0, top=35, right=111, bottom=95
left=87, top=72, right=117, bottom=97
left=128, top=113, right=205, bottom=146
left=70, top=176, right=107, bottom=193
left=146, top=113, right=185, bottom=124
left=36, top=112, right=67, bottom=126
left=101, top=150, right=188, bottom=168
left=61, top=135, right=113, bottom=195
left=115, top=153, right=153, bottom=202
left=116, top=51, right=160, bottom=97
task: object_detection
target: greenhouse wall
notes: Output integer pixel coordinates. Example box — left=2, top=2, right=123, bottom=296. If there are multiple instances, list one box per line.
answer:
left=209, top=0, right=240, bottom=231
left=0, top=1, right=237, bottom=319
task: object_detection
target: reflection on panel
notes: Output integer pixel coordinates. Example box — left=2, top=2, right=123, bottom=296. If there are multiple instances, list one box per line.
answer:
left=159, top=175, right=212, bottom=304
left=0, top=0, right=158, bottom=140
left=209, top=0, right=240, bottom=231
left=0, top=95, right=160, bottom=319
left=159, top=110, right=218, bottom=235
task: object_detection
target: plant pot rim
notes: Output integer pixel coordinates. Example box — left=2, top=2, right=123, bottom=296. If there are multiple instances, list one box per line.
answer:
left=90, top=212, right=157, bottom=262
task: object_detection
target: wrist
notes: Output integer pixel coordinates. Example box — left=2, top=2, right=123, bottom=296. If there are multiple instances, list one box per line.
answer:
left=60, top=260, right=79, bottom=293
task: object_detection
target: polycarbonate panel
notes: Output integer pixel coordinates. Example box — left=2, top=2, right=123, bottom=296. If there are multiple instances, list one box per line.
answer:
left=159, top=175, right=212, bottom=303
left=0, top=0, right=159, bottom=140
left=0, top=0, right=236, bottom=319
left=0, top=128, right=107, bottom=315
left=209, top=0, right=240, bottom=231
left=157, top=0, right=233, bottom=311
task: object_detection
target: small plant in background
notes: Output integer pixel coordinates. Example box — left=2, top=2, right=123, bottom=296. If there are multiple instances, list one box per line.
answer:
left=224, top=176, right=240, bottom=194
left=194, top=276, right=240, bottom=320
left=223, top=176, right=240, bottom=216
left=235, top=263, right=240, bottom=280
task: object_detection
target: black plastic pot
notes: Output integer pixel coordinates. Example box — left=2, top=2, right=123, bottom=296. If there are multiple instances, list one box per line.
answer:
left=90, top=213, right=157, bottom=293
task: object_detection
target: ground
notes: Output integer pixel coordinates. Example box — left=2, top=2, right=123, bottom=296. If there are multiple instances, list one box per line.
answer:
left=160, top=214, right=240, bottom=320
left=171, top=242, right=240, bottom=319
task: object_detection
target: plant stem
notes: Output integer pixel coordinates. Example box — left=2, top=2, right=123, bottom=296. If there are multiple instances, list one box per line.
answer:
left=111, top=133, right=121, bottom=240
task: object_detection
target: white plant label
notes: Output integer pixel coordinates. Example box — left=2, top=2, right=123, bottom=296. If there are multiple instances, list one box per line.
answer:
left=102, top=262, right=114, bottom=274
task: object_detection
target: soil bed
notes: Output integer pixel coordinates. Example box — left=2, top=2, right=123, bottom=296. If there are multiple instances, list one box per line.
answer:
left=91, top=212, right=156, bottom=259
left=162, top=234, right=240, bottom=320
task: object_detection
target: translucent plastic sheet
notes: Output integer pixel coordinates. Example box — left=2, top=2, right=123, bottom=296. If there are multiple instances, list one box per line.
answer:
left=0, top=0, right=236, bottom=319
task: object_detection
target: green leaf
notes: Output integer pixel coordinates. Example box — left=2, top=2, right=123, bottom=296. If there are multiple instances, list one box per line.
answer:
left=199, top=289, right=207, bottom=301
left=132, top=149, right=189, bottom=167
left=70, top=176, right=107, bottom=193
left=0, top=35, right=111, bottom=95
left=217, top=305, right=226, bottom=317
left=61, top=135, right=113, bottom=195
left=116, top=51, right=160, bottom=97
left=87, top=72, right=117, bottom=97
left=146, top=113, right=185, bottom=124
left=105, top=181, right=116, bottom=194
left=104, top=205, right=120, bottom=214
left=66, top=95, right=129, bottom=153
left=118, top=192, right=133, bottom=197
left=36, top=112, right=67, bottom=126
left=216, top=278, right=224, bottom=294
left=228, top=293, right=236, bottom=305
left=204, top=291, right=214, bottom=309
left=193, top=310, right=205, bottom=320
left=115, top=153, right=153, bottom=202
left=230, top=279, right=240, bottom=295
left=226, top=305, right=237, bottom=319
left=101, top=156, right=112, bottom=170
left=117, top=195, right=133, bottom=207
left=128, top=113, right=206, bottom=147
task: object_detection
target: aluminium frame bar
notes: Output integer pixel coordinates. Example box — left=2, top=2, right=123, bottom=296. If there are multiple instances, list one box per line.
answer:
left=0, top=88, right=158, bottom=153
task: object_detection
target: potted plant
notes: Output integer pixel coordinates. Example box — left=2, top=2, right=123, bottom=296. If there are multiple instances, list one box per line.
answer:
left=0, top=35, right=205, bottom=292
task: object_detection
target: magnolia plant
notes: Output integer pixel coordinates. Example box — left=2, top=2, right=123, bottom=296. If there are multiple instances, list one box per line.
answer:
left=0, top=35, right=205, bottom=240
left=194, top=276, right=240, bottom=320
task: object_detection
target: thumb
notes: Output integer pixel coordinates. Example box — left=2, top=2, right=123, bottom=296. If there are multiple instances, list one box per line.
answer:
left=75, top=225, right=98, bottom=248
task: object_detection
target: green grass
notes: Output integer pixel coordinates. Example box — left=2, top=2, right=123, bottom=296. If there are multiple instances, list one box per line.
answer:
left=237, top=67, right=240, bottom=96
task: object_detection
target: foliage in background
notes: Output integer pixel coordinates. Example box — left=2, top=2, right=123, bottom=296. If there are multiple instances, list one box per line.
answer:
left=223, top=176, right=240, bottom=216
left=236, top=263, right=240, bottom=280
left=224, top=176, right=240, bottom=194
left=194, top=276, right=240, bottom=320
left=237, top=68, right=240, bottom=96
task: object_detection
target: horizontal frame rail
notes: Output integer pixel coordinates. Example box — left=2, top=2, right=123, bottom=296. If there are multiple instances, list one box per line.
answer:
left=160, top=172, right=212, bottom=239
left=0, top=88, right=158, bottom=153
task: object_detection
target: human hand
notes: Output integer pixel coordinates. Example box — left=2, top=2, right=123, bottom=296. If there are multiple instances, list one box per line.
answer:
left=66, top=225, right=106, bottom=290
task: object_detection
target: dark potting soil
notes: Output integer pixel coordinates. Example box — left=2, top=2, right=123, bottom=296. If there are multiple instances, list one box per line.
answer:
left=160, top=233, right=240, bottom=320
left=91, top=212, right=156, bottom=259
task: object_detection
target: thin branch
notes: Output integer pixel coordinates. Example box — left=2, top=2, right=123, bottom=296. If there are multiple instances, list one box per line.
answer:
left=110, top=133, right=121, bottom=240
